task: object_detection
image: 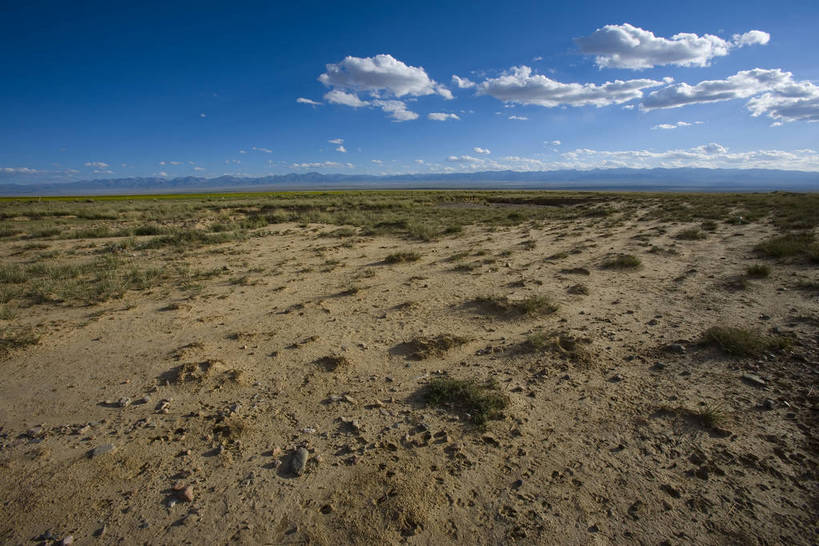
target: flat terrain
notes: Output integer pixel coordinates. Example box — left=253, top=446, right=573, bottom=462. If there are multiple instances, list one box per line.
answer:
left=0, top=190, right=817, bottom=544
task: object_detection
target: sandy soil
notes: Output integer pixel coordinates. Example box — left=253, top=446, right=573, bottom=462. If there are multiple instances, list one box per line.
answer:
left=0, top=212, right=817, bottom=544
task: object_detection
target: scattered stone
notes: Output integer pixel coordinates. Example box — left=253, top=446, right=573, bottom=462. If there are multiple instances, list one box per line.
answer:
left=660, top=484, right=681, bottom=498
left=627, top=500, right=643, bottom=520
left=482, top=434, right=500, bottom=447
left=608, top=374, right=624, bottom=382
left=668, top=343, right=686, bottom=354
left=762, top=399, right=776, bottom=410
left=741, top=374, right=767, bottom=388
left=320, top=504, right=334, bottom=514
left=117, top=397, right=131, bottom=408
left=138, top=395, right=151, bottom=404
left=156, top=399, right=172, bottom=414
left=651, top=362, right=665, bottom=371
left=291, top=447, right=309, bottom=475
left=89, top=443, right=116, bottom=458
left=174, top=485, right=194, bottom=502
left=511, top=479, right=523, bottom=489
left=343, top=394, right=357, bottom=404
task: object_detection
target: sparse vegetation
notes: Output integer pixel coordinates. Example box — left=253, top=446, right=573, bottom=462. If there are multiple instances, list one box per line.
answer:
left=702, top=326, right=790, bottom=357
left=675, top=228, right=707, bottom=240
left=422, top=377, right=508, bottom=426
left=315, top=355, right=351, bottom=371
left=522, top=330, right=591, bottom=363
left=567, top=283, right=589, bottom=295
left=0, top=325, right=40, bottom=357
left=384, top=251, right=421, bottom=264
left=472, top=294, right=558, bottom=317
left=601, top=254, right=641, bottom=269
left=746, top=264, right=771, bottom=278
left=405, top=334, right=469, bottom=359
left=755, top=232, right=817, bottom=261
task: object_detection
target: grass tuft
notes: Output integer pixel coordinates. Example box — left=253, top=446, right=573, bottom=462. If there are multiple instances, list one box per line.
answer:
left=702, top=326, right=789, bottom=357
left=406, top=334, right=469, bottom=359
left=601, top=254, right=641, bottom=270
left=422, top=377, right=508, bottom=426
left=384, top=251, right=421, bottom=264
left=746, top=264, right=771, bottom=278
left=472, top=294, right=558, bottom=317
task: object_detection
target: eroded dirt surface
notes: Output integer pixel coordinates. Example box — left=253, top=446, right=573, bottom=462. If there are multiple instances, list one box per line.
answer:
left=1, top=216, right=817, bottom=544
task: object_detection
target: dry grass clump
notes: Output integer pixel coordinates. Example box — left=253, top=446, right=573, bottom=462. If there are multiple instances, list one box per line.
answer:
left=166, top=359, right=242, bottom=385
left=406, top=334, right=469, bottom=359
left=383, top=251, right=421, bottom=264
left=754, top=232, right=818, bottom=261
left=472, top=294, right=558, bottom=317
left=702, top=326, right=790, bottom=357
left=567, top=283, right=589, bottom=295
left=422, top=377, right=508, bottom=426
left=675, top=228, right=707, bottom=240
left=522, top=331, right=592, bottom=363
left=315, top=354, right=351, bottom=371
left=601, top=254, right=641, bottom=269
left=746, top=264, right=771, bottom=278
left=0, top=325, right=40, bottom=358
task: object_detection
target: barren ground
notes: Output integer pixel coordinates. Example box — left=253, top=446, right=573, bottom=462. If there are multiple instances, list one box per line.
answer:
left=0, top=191, right=817, bottom=544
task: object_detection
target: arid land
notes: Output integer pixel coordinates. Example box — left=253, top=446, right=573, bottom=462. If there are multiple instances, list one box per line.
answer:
left=0, top=190, right=817, bottom=544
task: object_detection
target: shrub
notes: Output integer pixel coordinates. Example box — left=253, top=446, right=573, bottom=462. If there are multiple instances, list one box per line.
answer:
left=702, top=326, right=789, bottom=357
left=422, top=378, right=508, bottom=426
left=601, top=254, right=641, bottom=269
left=384, top=251, right=421, bottom=264
left=746, top=264, right=771, bottom=278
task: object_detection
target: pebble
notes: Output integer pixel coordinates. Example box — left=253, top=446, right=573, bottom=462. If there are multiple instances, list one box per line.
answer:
left=741, top=374, right=767, bottom=388
left=89, top=443, right=116, bottom=458
left=609, top=374, right=624, bottom=382
left=117, top=397, right=131, bottom=408
left=59, top=536, right=74, bottom=545
left=174, top=485, right=194, bottom=502
left=762, top=399, right=776, bottom=410
left=651, top=362, right=665, bottom=371
left=291, top=447, right=309, bottom=476
left=668, top=343, right=686, bottom=354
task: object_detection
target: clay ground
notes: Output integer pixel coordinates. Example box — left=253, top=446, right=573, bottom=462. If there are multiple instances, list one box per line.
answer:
left=0, top=191, right=817, bottom=544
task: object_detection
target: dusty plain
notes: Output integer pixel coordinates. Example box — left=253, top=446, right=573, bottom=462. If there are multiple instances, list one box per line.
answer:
left=0, top=190, right=817, bottom=544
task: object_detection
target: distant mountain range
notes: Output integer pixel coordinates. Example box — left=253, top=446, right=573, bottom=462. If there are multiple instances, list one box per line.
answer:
left=1, top=168, right=817, bottom=196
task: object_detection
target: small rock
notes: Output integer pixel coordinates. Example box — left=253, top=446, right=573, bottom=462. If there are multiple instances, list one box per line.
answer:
left=741, top=374, right=766, bottom=388
left=156, top=399, right=171, bottom=414
left=651, top=362, right=665, bottom=371
left=175, top=485, right=194, bottom=502
left=59, top=536, right=74, bottom=545
left=320, top=504, right=334, bottom=514
left=482, top=434, right=500, bottom=447
left=117, top=397, right=131, bottom=408
left=762, top=399, right=776, bottom=410
left=668, top=343, right=686, bottom=354
left=511, top=479, right=523, bottom=489
left=89, top=443, right=116, bottom=458
left=660, top=484, right=681, bottom=498
left=608, top=374, right=624, bottom=383
left=291, top=447, right=309, bottom=475
left=343, top=394, right=357, bottom=404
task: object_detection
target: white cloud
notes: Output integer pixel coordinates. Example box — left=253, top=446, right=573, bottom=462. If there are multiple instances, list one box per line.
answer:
left=473, top=147, right=491, bottom=154
left=193, top=166, right=206, bottom=171
left=574, top=23, right=769, bottom=69
left=296, top=97, right=323, bottom=105
left=324, top=89, right=369, bottom=108
left=319, top=54, right=451, bottom=120
left=549, top=140, right=561, bottom=145
left=414, top=159, right=425, bottom=164
left=452, top=75, right=476, bottom=88
left=559, top=143, right=819, bottom=170
left=642, top=68, right=819, bottom=123
left=1, top=167, right=40, bottom=174
left=291, top=161, right=354, bottom=169
left=336, top=145, right=347, bottom=153
left=651, top=120, right=703, bottom=129
left=733, top=30, right=770, bottom=47
left=328, top=138, right=344, bottom=145
left=239, top=150, right=247, bottom=154
left=371, top=159, right=383, bottom=164
left=319, top=54, right=451, bottom=99
left=252, top=146, right=273, bottom=153
left=427, top=112, right=460, bottom=121
left=157, top=171, right=168, bottom=177
left=447, top=155, right=483, bottom=163
left=477, top=66, right=664, bottom=108
left=372, top=99, right=418, bottom=121
left=84, top=161, right=109, bottom=169
left=200, top=113, right=207, bottom=118
left=508, top=115, right=528, bottom=120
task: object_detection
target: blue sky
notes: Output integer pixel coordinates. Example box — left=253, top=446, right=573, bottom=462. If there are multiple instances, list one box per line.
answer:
left=1, top=0, right=818, bottom=183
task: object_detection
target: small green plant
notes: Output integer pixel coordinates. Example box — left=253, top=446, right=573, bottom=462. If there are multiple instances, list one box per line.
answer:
left=384, top=251, right=421, bottom=264
left=422, top=377, right=508, bottom=426
left=0, top=326, right=40, bottom=357
left=702, top=326, right=789, bottom=357
left=696, top=403, right=725, bottom=429
left=746, top=264, right=771, bottom=278
left=601, top=254, right=641, bottom=269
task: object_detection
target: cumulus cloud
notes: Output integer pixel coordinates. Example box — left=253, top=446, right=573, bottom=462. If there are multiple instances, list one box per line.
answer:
left=372, top=99, right=418, bottom=121
left=84, top=161, right=109, bottom=169
left=319, top=54, right=451, bottom=99
left=318, top=54, right=451, bottom=120
left=452, top=75, right=476, bottom=88
left=575, top=23, right=769, bottom=69
left=473, top=147, right=491, bottom=155
left=297, top=97, right=323, bottom=106
left=447, top=155, right=483, bottom=163
left=477, top=66, right=664, bottom=108
left=428, top=112, right=460, bottom=121
left=733, top=30, right=770, bottom=47
left=324, top=89, right=369, bottom=108
left=642, top=68, right=819, bottom=123
left=328, top=138, right=344, bottom=145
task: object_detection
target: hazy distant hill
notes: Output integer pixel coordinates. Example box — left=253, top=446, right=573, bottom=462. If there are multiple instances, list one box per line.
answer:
left=1, top=168, right=817, bottom=196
